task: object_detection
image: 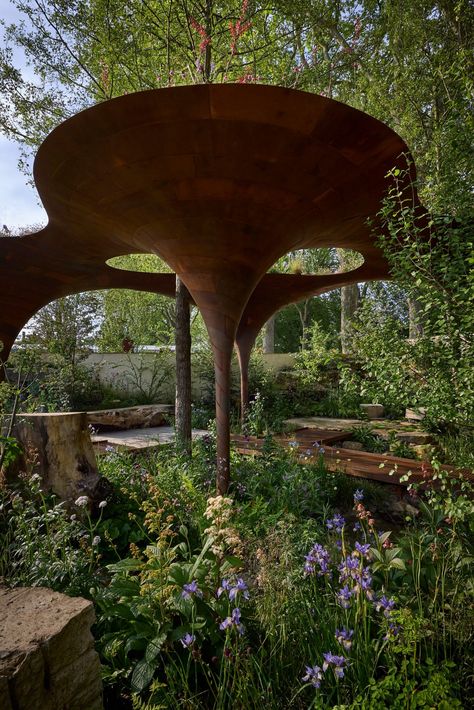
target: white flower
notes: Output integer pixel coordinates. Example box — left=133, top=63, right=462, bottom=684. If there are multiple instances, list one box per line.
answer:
left=75, top=496, right=89, bottom=507
left=92, top=535, right=101, bottom=546
left=98, top=500, right=107, bottom=509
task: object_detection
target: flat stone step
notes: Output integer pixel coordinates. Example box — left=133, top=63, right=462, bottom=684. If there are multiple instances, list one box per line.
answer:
left=92, top=425, right=208, bottom=451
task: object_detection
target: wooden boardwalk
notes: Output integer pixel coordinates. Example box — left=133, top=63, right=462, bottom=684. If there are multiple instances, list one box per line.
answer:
left=231, top=428, right=472, bottom=488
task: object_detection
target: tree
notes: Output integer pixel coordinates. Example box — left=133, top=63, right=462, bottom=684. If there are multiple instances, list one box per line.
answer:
left=175, top=276, right=192, bottom=453
left=97, top=254, right=176, bottom=350
left=27, top=292, right=102, bottom=365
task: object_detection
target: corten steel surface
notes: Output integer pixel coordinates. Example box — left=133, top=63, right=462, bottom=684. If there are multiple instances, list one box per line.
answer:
left=0, top=84, right=417, bottom=492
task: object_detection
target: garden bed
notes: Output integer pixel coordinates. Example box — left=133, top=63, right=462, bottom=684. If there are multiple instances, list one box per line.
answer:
left=1, top=441, right=472, bottom=709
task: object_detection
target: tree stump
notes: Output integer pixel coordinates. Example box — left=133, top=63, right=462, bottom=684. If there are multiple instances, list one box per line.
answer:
left=11, top=412, right=100, bottom=501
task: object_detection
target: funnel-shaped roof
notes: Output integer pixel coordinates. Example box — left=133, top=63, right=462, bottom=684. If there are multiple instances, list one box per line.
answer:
left=0, top=84, right=417, bottom=490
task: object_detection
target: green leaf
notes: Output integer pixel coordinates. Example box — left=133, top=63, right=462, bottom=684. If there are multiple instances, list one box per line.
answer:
left=145, top=633, right=167, bottom=662
left=131, top=659, right=156, bottom=693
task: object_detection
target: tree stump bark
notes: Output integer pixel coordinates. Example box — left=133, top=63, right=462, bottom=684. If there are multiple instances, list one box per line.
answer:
left=11, top=412, right=100, bottom=501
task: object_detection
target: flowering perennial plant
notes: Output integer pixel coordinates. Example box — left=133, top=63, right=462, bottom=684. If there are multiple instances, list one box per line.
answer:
left=181, top=580, right=203, bottom=600
left=301, top=491, right=406, bottom=699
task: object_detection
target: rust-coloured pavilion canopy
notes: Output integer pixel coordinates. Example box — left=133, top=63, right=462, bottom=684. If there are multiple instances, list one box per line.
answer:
left=0, top=84, right=416, bottom=492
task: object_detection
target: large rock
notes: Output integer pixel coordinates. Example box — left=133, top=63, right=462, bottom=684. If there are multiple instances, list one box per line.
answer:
left=0, top=587, right=103, bottom=710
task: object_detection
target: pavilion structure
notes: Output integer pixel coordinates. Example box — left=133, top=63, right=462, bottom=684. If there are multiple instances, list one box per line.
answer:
left=0, top=84, right=419, bottom=493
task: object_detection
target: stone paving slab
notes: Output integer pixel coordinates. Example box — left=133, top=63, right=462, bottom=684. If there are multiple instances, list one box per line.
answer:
left=92, top=425, right=208, bottom=450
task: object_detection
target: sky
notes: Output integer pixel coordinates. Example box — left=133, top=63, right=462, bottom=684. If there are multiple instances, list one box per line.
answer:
left=0, top=0, right=47, bottom=231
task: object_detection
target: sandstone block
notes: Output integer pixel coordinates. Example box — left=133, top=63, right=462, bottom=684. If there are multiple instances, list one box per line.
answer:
left=0, top=587, right=103, bottom=710
left=360, top=404, right=384, bottom=419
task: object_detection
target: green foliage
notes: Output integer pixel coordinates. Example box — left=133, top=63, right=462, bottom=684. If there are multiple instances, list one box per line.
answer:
left=0, top=474, right=107, bottom=595
left=349, top=424, right=387, bottom=454
left=375, top=166, right=473, bottom=431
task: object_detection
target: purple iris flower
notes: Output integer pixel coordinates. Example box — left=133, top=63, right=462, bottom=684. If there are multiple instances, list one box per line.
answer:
left=302, top=664, right=323, bottom=688
left=337, top=585, right=353, bottom=609
left=384, top=622, right=402, bottom=640
left=181, top=580, right=203, bottom=600
left=374, top=595, right=395, bottom=617
left=219, top=607, right=245, bottom=635
left=180, top=632, right=196, bottom=648
left=322, top=652, right=347, bottom=678
left=326, top=513, right=345, bottom=533
left=338, top=555, right=359, bottom=582
left=229, top=578, right=249, bottom=601
left=353, top=522, right=361, bottom=532
left=353, top=489, right=364, bottom=502
left=217, top=579, right=232, bottom=598
left=304, top=543, right=331, bottom=576
left=355, top=541, right=371, bottom=556
left=335, top=628, right=354, bottom=651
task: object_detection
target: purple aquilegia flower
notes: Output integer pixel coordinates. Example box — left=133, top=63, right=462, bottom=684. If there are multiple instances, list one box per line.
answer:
left=304, top=543, right=331, bottom=576
left=353, top=489, right=364, bottom=502
left=322, top=652, right=347, bottom=679
left=335, top=628, right=354, bottom=651
left=229, top=577, right=249, bottom=602
left=220, top=607, right=245, bottom=635
left=180, top=633, right=196, bottom=648
left=354, top=541, right=371, bottom=556
left=302, top=664, right=323, bottom=688
left=374, top=595, right=395, bottom=617
left=337, top=585, right=353, bottom=609
left=182, top=580, right=203, bottom=600
left=326, top=513, right=345, bottom=533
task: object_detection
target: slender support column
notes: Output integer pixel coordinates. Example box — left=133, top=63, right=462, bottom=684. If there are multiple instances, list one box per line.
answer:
left=214, top=345, right=232, bottom=495
left=236, top=343, right=251, bottom=427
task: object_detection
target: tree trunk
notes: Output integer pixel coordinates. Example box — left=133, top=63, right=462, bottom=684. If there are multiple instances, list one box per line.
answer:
left=175, top=276, right=192, bottom=455
left=408, top=297, right=424, bottom=339
left=263, top=314, right=275, bottom=353
left=340, top=284, right=359, bottom=354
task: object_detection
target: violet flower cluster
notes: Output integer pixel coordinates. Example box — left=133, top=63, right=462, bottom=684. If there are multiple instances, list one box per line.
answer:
left=218, top=577, right=249, bottom=636
left=304, top=542, right=331, bottom=576
left=303, top=629, right=352, bottom=690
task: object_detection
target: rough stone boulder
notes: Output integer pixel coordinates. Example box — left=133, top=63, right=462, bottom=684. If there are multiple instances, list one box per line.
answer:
left=0, top=586, right=103, bottom=710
